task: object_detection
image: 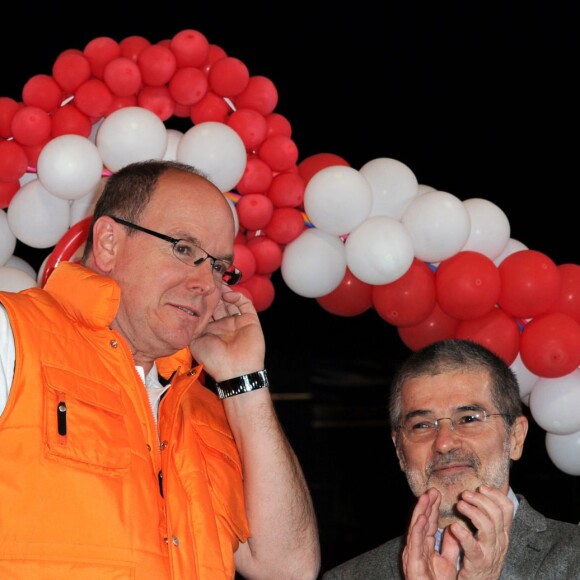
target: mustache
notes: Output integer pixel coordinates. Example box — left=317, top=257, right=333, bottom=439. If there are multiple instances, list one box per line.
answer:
left=427, top=451, right=480, bottom=476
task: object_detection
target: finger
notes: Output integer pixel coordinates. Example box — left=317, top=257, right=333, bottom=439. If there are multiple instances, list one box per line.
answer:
left=403, top=514, right=430, bottom=575
left=456, top=487, right=513, bottom=538
left=221, top=288, right=257, bottom=317
left=479, top=485, right=515, bottom=529
left=426, top=489, right=441, bottom=536
left=439, top=527, right=461, bottom=564
left=408, top=491, right=433, bottom=529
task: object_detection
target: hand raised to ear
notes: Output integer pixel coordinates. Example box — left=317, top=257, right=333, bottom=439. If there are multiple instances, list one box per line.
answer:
left=192, top=288, right=265, bottom=383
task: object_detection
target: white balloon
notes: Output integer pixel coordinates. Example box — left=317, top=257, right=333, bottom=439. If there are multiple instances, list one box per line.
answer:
left=19, top=170, right=37, bottom=187
left=360, top=157, right=419, bottom=219
left=36, top=135, right=104, bottom=200
left=69, top=180, right=104, bottom=225
left=401, top=190, right=471, bottom=263
left=529, top=370, right=580, bottom=435
left=418, top=183, right=436, bottom=195
left=493, top=237, right=528, bottom=266
left=163, top=128, right=184, bottom=161
left=4, top=255, right=36, bottom=279
left=281, top=228, right=346, bottom=298
left=303, top=166, right=372, bottom=236
left=96, top=106, right=168, bottom=173
left=0, top=266, right=37, bottom=291
left=7, top=179, right=71, bottom=249
left=176, top=122, right=247, bottom=193
left=545, top=429, right=580, bottom=476
left=345, top=216, right=414, bottom=285
left=461, top=198, right=511, bottom=260
left=509, top=352, right=539, bottom=400
left=89, top=117, right=104, bottom=144
left=0, top=209, right=17, bottom=266
left=226, top=196, right=240, bottom=237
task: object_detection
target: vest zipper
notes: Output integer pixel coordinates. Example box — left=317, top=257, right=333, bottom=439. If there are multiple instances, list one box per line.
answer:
left=57, top=401, right=67, bottom=436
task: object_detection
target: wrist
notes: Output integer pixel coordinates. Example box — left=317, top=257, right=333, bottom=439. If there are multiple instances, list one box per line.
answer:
left=215, top=369, right=269, bottom=399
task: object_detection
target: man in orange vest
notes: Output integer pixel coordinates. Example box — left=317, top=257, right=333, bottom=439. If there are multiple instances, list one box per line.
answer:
left=0, top=159, right=320, bottom=579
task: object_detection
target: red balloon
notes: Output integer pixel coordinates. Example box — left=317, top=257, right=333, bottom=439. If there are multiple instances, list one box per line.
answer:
left=233, top=76, right=278, bottom=116
left=170, top=29, right=209, bottom=68
left=498, top=249, right=561, bottom=318
left=11, top=105, right=52, bottom=146
left=105, top=95, right=138, bottom=116
left=74, top=79, right=113, bottom=118
left=227, top=108, right=268, bottom=151
left=0, top=140, right=28, bottom=182
left=235, top=158, right=273, bottom=195
left=52, top=49, right=92, bottom=93
left=200, top=44, right=228, bottom=76
left=22, top=140, right=49, bottom=167
left=103, top=57, right=143, bottom=97
left=190, top=91, right=232, bottom=124
left=119, top=35, right=152, bottom=62
left=455, top=308, right=521, bottom=365
left=265, top=112, right=292, bottom=138
left=137, top=44, right=177, bottom=86
left=233, top=243, right=257, bottom=281
left=236, top=193, right=274, bottom=230
left=258, top=135, right=299, bottom=173
left=545, top=263, right=580, bottom=323
left=51, top=104, right=92, bottom=138
left=0, top=96, right=21, bottom=138
left=22, top=74, right=63, bottom=112
left=436, top=251, right=501, bottom=319
left=41, top=216, right=92, bottom=288
left=263, top=207, right=306, bottom=245
left=238, top=274, right=275, bottom=312
left=208, top=57, right=250, bottom=97
left=297, top=152, right=350, bottom=185
left=0, top=180, right=20, bottom=209
left=398, top=303, right=459, bottom=352
left=137, top=85, right=175, bottom=121
left=247, top=236, right=283, bottom=274
left=520, top=312, right=580, bottom=378
left=373, top=259, right=436, bottom=327
left=169, top=67, right=207, bottom=106
left=172, top=101, right=192, bottom=118
left=316, top=268, right=373, bottom=317
left=267, top=172, right=305, bottom=208
left=83, top=37, right=121, bottom=79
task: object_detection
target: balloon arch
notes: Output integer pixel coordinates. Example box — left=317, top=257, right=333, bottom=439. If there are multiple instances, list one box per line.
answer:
left=1, top=29, right=579, bottom=475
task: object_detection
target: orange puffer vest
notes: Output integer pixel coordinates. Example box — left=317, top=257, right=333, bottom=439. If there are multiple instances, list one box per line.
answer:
left=0, top=262, right=250, bottom=579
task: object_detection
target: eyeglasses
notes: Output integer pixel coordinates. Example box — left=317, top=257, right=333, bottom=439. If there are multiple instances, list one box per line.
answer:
left=397, top=409, right=511, bottom=442
left=110, top=216, right=242, bottom=286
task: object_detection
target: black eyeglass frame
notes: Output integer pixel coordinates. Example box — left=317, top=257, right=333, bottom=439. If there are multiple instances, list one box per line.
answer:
left=109, top=215, right=242, bottom=286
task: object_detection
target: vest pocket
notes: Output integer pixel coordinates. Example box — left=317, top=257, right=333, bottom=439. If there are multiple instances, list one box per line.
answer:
left=192, top=423, right=250, bottom=539
left=43, top=365, right=131, bottom=476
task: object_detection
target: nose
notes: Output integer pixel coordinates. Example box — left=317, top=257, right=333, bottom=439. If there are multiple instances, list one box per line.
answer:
left=432, top=418, right=462, bottom=453
left=186, top=258, right=218, bottom=294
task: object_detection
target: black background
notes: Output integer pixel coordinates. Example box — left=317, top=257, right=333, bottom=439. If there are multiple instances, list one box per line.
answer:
left=2, top=1, right=580, bottom=575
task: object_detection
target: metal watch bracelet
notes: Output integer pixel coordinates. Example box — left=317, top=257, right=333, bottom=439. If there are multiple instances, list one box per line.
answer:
left=215, top=370, right=269, bottom=399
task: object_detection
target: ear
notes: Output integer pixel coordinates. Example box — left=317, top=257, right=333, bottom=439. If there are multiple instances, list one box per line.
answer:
left=90, top=216, right=121, bottom=273
left=509, top=415, right=528, bottom=461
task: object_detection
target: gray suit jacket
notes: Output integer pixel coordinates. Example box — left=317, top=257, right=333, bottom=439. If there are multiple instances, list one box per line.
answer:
left=322, top=495, right=580, bottom=579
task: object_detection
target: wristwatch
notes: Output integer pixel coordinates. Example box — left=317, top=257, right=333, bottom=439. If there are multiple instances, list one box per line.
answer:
left=215, top=369, right=269, bottom=399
